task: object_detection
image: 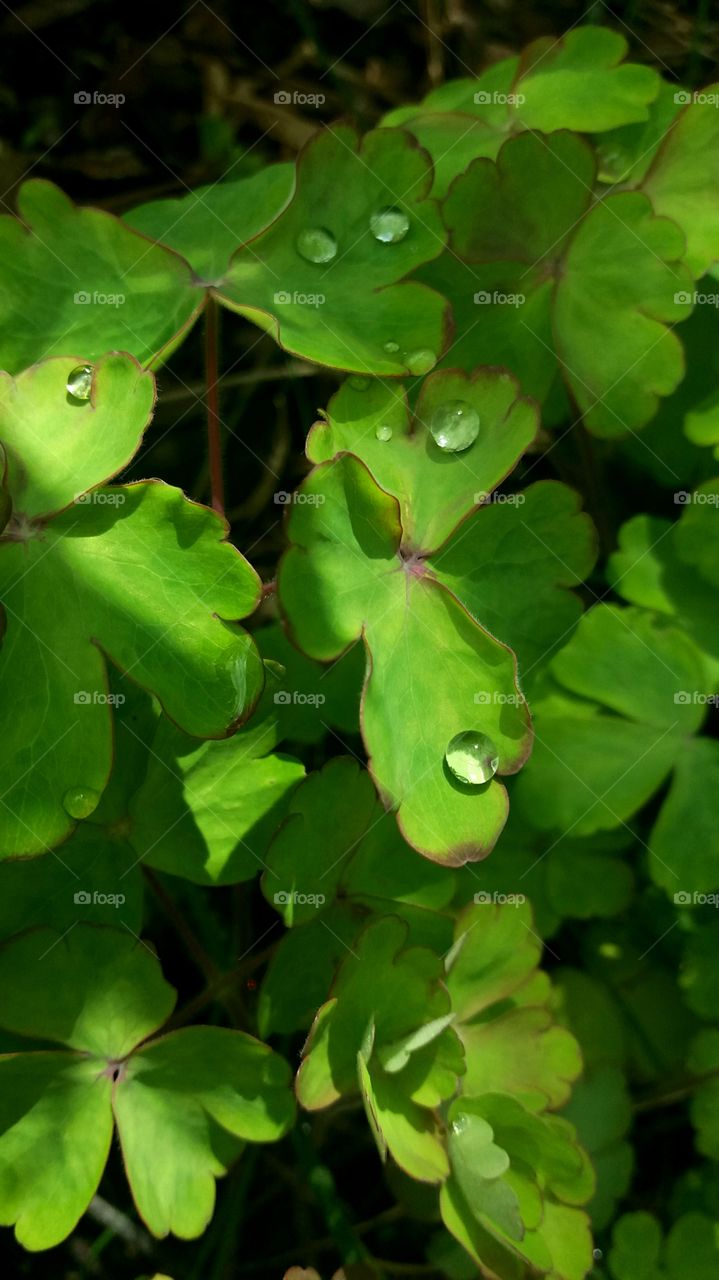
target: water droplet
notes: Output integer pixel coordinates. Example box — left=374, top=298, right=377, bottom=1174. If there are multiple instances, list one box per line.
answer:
left=383, top=340, right=400, bottom=354
left=406, top=349, right=436, bottom=376
left=430, top=399, right=480, bottom=452
left=445, top=731, right=499, bottom=786
left=66, top=365, right=93, bottom=401
left=375, top=424, right=393, bottom=442
left=348, top=375, right=371, bottom=390
left=450, top=1115, right=469, bottom=1136
left=296, top=227, right=337, bottom=264
left=63, top=786, right=101, bottom=820
left=370, top=206, right=409, bottom=244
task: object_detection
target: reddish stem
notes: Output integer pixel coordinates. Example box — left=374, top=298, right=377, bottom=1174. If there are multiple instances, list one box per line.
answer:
left=204, top=294, right=225, bottom=517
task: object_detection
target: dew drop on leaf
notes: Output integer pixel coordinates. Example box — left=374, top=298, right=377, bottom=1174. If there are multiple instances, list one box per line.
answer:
left=383, top=340, right=400, bottom=354
left=406, top=349, right=436, bottom=375
left=62, top=786, right=101, bottom=820
left=445, top=731, right=499, bottom=786
left=66, top=365, right=93, bottom=402
left=369, top=207, right=409, bottom=243
left=375, top=424, right=393, bottom=441
left=295, top=227, right=337, bottom=264
left=430, top=400, right=480, bottom=452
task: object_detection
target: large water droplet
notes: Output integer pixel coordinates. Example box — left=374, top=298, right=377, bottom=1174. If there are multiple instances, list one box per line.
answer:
left=445, top=731, right=499, bottom=786
left=296, top=227, right=337, bottom=264
left=375, top=424, right=393, bottom=442
left=383, top=340, right=400, bottom=354
left=430, top=399, right=480, bottom=452
left=406, top=349, right=436, bottom=376
left=370, top=207, right=409, bottom=244
left=66, top=365, right=93, bottom=402
left=63, top=786, right=101, bottom=820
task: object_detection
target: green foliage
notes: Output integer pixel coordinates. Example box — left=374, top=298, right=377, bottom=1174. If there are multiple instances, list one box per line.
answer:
left=0, top=21, right=717, bottom=1280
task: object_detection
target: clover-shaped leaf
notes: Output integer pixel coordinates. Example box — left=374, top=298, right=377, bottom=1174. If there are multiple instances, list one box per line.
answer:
left=0, top=182, right=202, bottom=374
left=0, top=354, right=263, bottom=856
left=217, top=125, right=450, bottom=375
left=443, top=131, right=693, bottom=434
left=642, top=85, right=719, bottom=278
left=0, top=926, right=294, bottom=1248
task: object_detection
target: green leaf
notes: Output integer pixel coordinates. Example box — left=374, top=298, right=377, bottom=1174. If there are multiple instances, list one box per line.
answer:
left=642, top=85, right=719, bottom=277
left=357, top=1052, right=449, bottom=1183
left=444, top=131, right=692, bottom=435
left=280, top=421, right=535, bottom=864
left=0, top=182, right=201, bottom=374
left=0, top=926, right=175, bottom=1058
left=649, top=737, right=719, bottom=897
left=257, top=623, right=365, bottom=744
left=0, top=1054, right=113, bottom=1250
left=0, top=354, right=263, bottom=856
left=257, top=903, right=360, bottom=1037
left=217, top=125, right=450, bottom=374
left=113, top=1026, right=295, bottom=1238
left=124, top=165, right=295, bottom=283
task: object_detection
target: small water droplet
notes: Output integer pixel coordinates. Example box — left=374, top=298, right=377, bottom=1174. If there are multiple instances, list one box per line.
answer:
left=296, top=227, right=337, bottom=264
left=63, top=786, right=101, bottom=820
left=445, top=731, right=499, bottom=786
left=348, top=375, right=371, bottom=390
left=375, top=424, right=393, bottom=442
left=383, top=340, right=400, bottom=354
left=370, top=207, right=409, bottom=244
left=66, top=365, right=93, bottom=402
left=450, top=1115, right=469, bottom=1136
left=430, top=399, right=480, bottom=452
left=406, top=349, right=436, bottom=375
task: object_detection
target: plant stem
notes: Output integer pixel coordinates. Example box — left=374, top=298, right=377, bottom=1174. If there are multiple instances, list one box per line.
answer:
left=204, top=293, right=225, bottom=517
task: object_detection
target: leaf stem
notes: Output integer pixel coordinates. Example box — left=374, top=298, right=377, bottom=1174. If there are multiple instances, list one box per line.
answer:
left=204, top=293, right=225, bottom=518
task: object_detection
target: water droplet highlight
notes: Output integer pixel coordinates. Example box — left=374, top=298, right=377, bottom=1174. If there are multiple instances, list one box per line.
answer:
left=375, top=424, right=393, bottom=442
left=430, top=399, right=480, bottom=452
left=370, top=206, right=409, bottom=244
left=383, top=340, right=400, bottom=354
left=296, top=227, right=337, bottom=264
left=445, top=731, right=499, bottom=786
left=66, top=365, right=93, bottom=402
left=406, top=349, right=436, bottom=376
left=63, top=786, right=101, bottom=820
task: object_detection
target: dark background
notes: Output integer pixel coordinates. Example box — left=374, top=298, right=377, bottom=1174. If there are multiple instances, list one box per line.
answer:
left=0, top=1, right=715, bottom=1277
